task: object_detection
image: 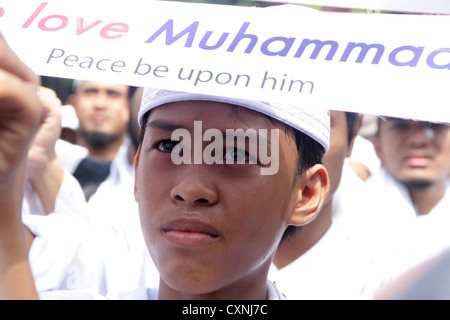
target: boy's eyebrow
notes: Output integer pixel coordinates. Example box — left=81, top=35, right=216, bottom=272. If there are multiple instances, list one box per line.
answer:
left=146, top=119, right=188, bottom=132
left=147, top=119, right=274, bottom=145
left=226, top=130, right=272, bottom=146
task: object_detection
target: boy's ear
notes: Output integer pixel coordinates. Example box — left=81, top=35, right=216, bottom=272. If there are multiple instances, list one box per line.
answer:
left=288, top=164, right=329, bottom=226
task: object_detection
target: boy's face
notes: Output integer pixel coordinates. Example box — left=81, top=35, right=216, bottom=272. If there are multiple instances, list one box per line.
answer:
left=134, top=101, right=310, bottom=297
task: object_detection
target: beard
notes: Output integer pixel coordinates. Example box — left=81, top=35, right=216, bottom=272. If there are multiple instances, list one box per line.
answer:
left=401, top=179, right=434, bottom=191
left=79, top=130, right=120, bottom=149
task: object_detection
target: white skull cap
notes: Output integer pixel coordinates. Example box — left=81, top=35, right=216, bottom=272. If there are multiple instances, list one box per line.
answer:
left=138, top=88, right=330, bottom=152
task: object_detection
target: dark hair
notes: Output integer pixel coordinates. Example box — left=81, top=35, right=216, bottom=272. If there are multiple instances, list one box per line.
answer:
left=139, top=110, right=151, bottom=146
left=345, top=112, right=359, bottom=146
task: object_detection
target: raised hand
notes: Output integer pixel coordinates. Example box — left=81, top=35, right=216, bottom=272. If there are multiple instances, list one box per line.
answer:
left=0, top=32, right=41, bottom=299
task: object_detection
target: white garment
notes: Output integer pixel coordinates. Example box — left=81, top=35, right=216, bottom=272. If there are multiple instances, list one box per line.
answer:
left=347, top=135, right=380, bottom=175
left=77, top=138, right=156, bottom=289
left=269, top=164, right=378, bottom=299
left=330, top=162, right=373, bottom=238
left=83, top=136, right=138, bottom=233
left=39, top=280, right=285, bottom=300
left=269, top=223, right=375, bottom=300
left=357, top=169, right=450, bottom=297
left=23, top=206, right=159, bottom=295
left=361, top=167, right=450, bottom=234
left=55, top=139, right=88, bottom=174
left=22, top=167, right=88, bottom=217
left=56, top=136, right=139, bottom=237
left=24, top=138, right=159, bottom=295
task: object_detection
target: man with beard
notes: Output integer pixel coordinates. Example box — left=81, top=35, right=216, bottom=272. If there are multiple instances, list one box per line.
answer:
left=353, top=117, right=450, bottom=298
left=72, top=80, right=132, bottom=162
left=62, top=80, right=134, bottom=200
left=370, top=116, right=449, bottom=219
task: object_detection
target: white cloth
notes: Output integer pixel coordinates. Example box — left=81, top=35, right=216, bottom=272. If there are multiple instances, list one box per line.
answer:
left=24, top=138, right=159, bottom=295
left=268, top=223, right=375, bottom=300
left=56, top=136, right=139, bottom=237
left=83, top=136, right=138, bottom=232
left=362, top=167, right=450, bottom=231
left=55, top=139, right=88, bottom=174
left=139, top=88, right=331, bottom=152
left=267, top=162, right=450, bottom=299
left=55, top=135, right=147, bottom=268
left=24, top=211, right=159, bottom=295
left=346, top=135, right=380, bottom=175
left=39, top=280, right=285, bottom=300
left=330, top=162, right=372, bottom=238
left=357, top=169, right=450, bottom=297
left=269, top=164, right=378, bottom=299
left=77, top=138, right=154, bottom=285
left=22, top=167, right=87, bottom=217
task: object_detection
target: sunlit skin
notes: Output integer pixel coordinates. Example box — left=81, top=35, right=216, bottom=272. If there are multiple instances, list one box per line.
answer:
left=134, top=101, right=329, bottom=300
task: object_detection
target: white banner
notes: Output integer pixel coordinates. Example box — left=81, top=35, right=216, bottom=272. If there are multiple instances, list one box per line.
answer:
left=0, top=0, right=449, bottom=122
left=255, top=0, right=450, bottom=14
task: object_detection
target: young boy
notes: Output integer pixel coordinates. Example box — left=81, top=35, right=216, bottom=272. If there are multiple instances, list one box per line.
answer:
left=0, top=33, right=330, bottom=300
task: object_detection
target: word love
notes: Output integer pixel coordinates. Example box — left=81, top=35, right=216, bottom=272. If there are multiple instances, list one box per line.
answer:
left=170, top=121, right=280, bottom=176
left=21, top=2, right=128, bottom=39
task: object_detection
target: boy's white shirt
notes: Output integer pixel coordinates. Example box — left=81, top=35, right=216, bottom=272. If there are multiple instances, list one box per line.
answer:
left=38, top=280, right=286, bottom=300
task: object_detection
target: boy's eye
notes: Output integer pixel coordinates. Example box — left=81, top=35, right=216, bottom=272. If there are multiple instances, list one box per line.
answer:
left=157, top=140, right=179, bottom=153
left=223, top=147, right=250, bottom=163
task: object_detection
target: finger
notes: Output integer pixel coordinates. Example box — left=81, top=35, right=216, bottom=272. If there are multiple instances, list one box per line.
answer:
left=0, top=69, right=42, bottom=129
left=0, top=32, right=40, bottom=85
left=38, top=86, right=58, bottom=100
left=38, top=86, right=62, bottom=123
left=38, top=86, right=62, bottom=112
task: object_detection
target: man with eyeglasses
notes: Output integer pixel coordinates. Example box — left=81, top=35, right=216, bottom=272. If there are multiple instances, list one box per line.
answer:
left=371, top=116, right=449, bottom=218
left=357, top=116, right=450, bottom=298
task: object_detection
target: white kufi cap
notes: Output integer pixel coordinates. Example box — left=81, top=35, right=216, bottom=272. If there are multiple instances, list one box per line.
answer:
left=138, top=88, right=330, bottom=152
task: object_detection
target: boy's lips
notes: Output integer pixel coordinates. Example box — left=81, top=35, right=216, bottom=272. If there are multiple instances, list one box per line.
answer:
left=161, top=218, right=220, bottom=248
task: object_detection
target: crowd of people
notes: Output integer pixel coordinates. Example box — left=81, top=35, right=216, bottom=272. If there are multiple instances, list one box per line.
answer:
left=0, top=28, right=449, bottom=300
